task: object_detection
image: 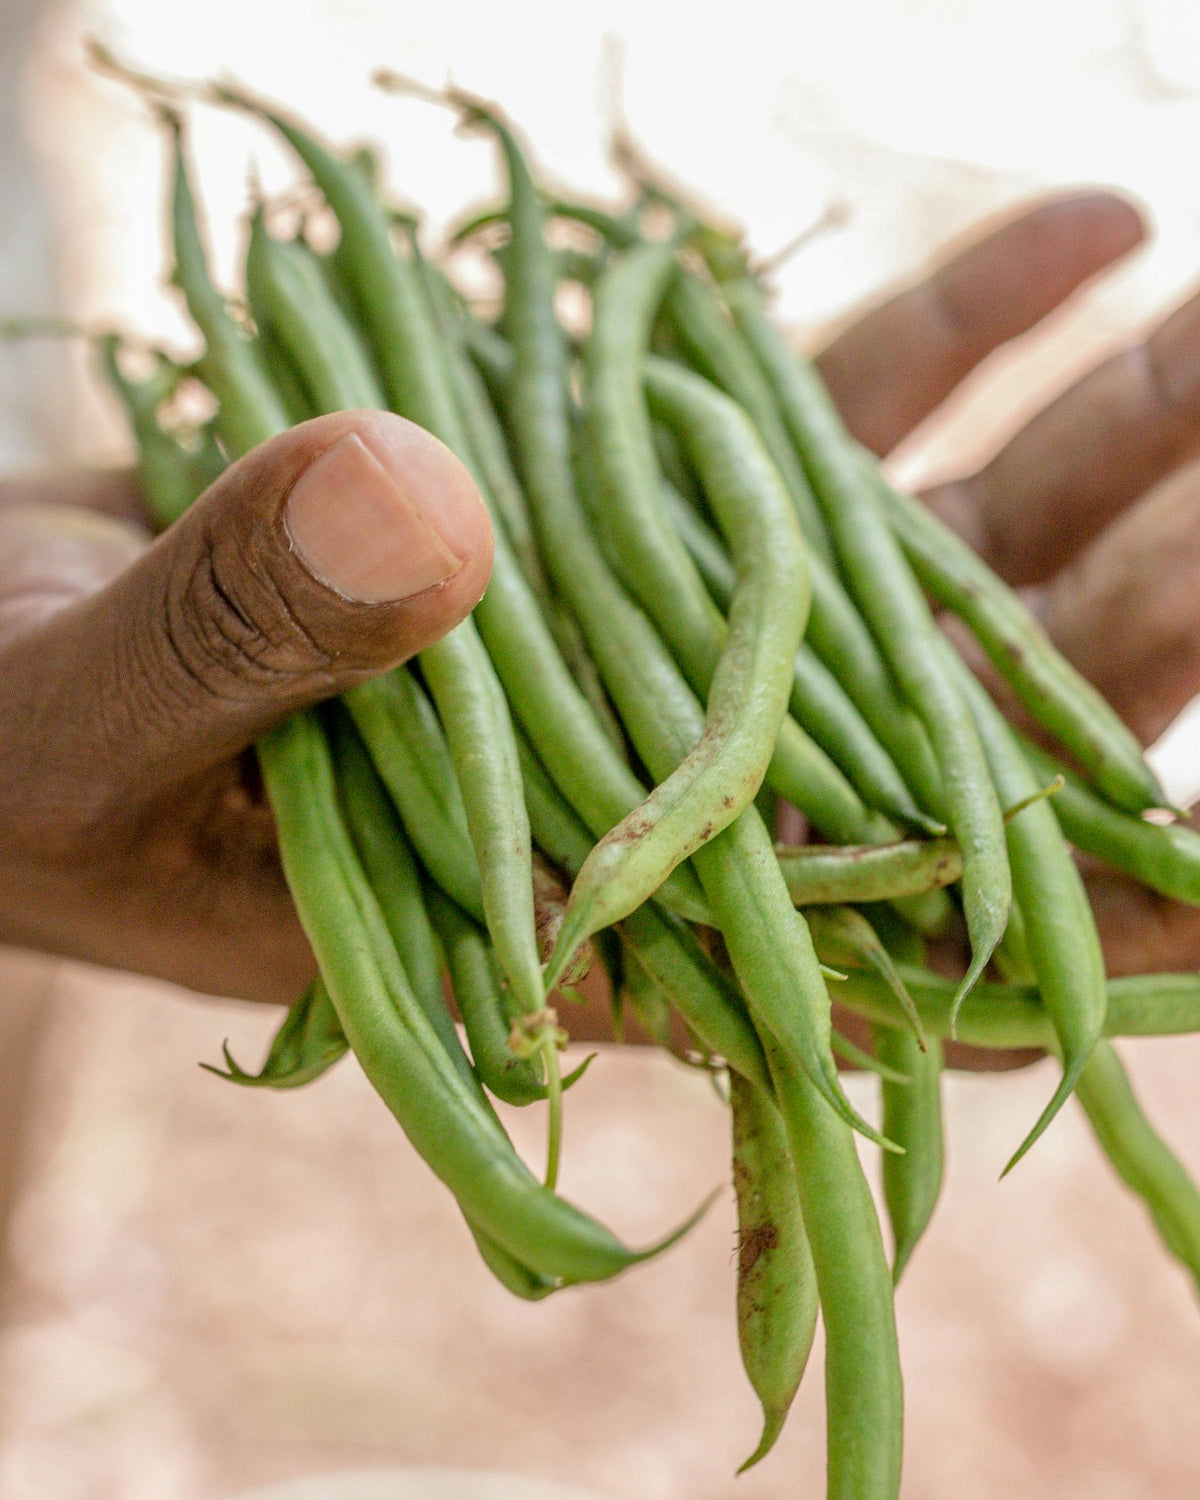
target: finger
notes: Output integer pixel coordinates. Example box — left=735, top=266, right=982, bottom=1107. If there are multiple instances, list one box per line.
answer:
left=1028, top=458, right=1200, bottom=747
left=0, top=503, right=148, bottom=647
left=1084, top=863, right=1200, bottom=976
left=816, top=192, right=1146, bottom=455
left=0, top=466, right=145, bottom=524
left=0, top=409, right=493, bottom=838
left=925, top=284, right=1200, bottom=585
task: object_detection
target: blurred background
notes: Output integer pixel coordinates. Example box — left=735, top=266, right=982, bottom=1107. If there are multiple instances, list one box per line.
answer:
left=2, top=0, right=1200, bottom=1496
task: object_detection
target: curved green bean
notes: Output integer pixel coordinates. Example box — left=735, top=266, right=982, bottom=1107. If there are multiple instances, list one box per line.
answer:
left=730, top=1073, right=817, bottom=1472
left=1075, top=1039, right=1200, bottom=1296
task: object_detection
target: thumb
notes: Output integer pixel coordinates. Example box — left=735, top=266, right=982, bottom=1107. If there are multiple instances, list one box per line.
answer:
left=0, top=409, right=492, bottom=829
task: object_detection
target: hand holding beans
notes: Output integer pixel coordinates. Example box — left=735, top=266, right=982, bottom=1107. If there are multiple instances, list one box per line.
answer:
left=7, top=71, right=1200, bottom=1490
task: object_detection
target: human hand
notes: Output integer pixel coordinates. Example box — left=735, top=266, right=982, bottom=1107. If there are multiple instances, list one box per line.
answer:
left=0, top=410, right=492, bottom=1004
left=818, top=188, right=1200, bottom=984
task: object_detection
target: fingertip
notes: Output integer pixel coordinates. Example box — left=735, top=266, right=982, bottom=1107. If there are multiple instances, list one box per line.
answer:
left=283, top=409, right=492, bottom=614
left=1036, top=188, right=1148, bottom=264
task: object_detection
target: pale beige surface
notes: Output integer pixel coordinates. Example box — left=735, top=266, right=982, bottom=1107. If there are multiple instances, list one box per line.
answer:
left=5, top=2, right=1200, bottom=1497
left=0, top=959, right=1198, bottom=1499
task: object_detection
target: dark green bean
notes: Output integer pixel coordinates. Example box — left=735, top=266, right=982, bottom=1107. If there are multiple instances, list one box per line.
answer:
left=730, top=1072, right=817, bottom=1472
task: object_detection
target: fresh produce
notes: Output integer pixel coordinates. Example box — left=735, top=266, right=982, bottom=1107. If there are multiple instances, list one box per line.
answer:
left=44, top=49, right=1200, bottom=1494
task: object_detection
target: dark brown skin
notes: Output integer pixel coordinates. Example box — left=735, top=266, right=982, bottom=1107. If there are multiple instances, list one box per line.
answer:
left=4, top=191, right=1200, bottom=1056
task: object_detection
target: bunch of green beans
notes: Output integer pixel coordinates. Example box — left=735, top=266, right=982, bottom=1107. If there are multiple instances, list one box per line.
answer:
left=78, top=56, right=1200, bottom=1495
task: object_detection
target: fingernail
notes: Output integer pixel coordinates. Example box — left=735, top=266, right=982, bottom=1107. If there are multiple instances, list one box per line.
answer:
left=284, top=432, right=462, bottom=602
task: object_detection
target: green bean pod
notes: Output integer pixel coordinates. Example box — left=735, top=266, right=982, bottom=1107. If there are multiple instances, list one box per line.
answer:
left=245, top=212, right=386, bottom=412
left=950, top=650, right=1106, bottom=1172
left=724, top=276, right=1010, bottom=1015
left=326, top=706, right=476, bottom=1085
left=765, top=1039, right=904, bottom=1500
left=730, top=1072, right=818, bottom=1472
left=665, top=269, right=832, bottom=557
left=343, top=669, right=485, bottom=922
left=163, top=111, right=289, bottom=452
left=874, top=1026, right=945, bottom=1283
left=776, top=837, right=962, bottom=905
left=95, top=337, right=224, bottom=530
left=875, top=471, right=1167, bottom=815
left=203, top=976, right=348, bottom=1088
left=427, top=887, right=548, bottom=1107
left=515, top=727, right=771, bottom=1090
left=1074, top=1039, right=1200, bottom=1296
left=258, top=708, right=703, bottom=1284
left=1022, top=739, right=1200, bottom=904
left=664, top=481, right=939, bottom=833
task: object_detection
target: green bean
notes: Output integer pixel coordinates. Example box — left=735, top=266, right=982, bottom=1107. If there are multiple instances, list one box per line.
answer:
left=95, top=336, right=224, bottom=529
left=254, top=319, right=319, bottom=424
left=949, top=649, right=1106, bottom=1173
left=724, top=275, right=1010, bottom=1016
left=418, top=623, right=545, bottom=1021
left=163, top=111, right=289, bottom=452
left=830, top=1029, right=911, bottom=1085
left=343, top=669, right=484, bottom=922
left=547, top=358, right=811, bottom=973
left=1074, top=1039, right=1200, bottom=1296
left=765, top=1038, right=903, bottom=1500
left=515, top=725, right=771, bottom=1091
left=776, top=837, right=962, bottom=905
left=258, top=707, right=703, bottom=1284
left=245, top=210, right=386, bottom=412
left=875, top=1026, right=945, bottom=1284
left=619, top=906, right=770, bottom=1092
left=417, top=257, right=545, bottom=588
left=730, top=1072, right=818, bottom=1472
left=203, top=976, right=348, bottom=1088
left=665, top=269, right=832, bottom=557
left=326, top=705, right=475, bottom=1085
left=807, top=905, right=926, bottom=1048
left=836, top=966, right=1200, bottom=1049
left=874, top=469, right=1167, bottom=815
left=238, top=191, right=549, bottom=1028
left=426, top=887, right=548, bottom=1107
left=663, top=479, right=943, bottom=835
left=1022, top=739, right=1200, bottom=904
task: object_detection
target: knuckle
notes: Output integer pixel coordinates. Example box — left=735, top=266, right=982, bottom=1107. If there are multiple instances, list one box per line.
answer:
left=158, top=530, right=336, bottom=703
